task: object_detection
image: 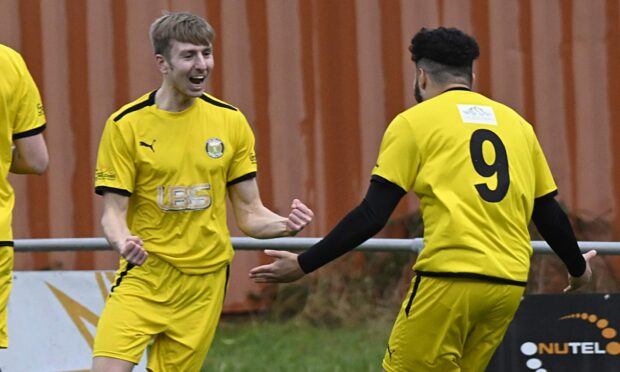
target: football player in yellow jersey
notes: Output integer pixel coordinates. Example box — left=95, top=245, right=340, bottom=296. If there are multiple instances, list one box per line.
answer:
left=250, top=27, right=596, bottom=371
left=92, top=12, right=313, bottom=372
left=0, top=44, right=48, bottom=350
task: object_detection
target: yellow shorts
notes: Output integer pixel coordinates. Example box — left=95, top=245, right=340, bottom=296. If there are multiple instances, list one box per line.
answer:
left=0, top=247, right=13, bottom=348
left=93, top=254, right=229, bottom=371
left=382, top=275, right=524, bottom=372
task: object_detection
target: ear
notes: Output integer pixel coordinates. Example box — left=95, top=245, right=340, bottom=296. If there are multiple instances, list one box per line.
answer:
left=419, top=69, right=428, bottom=89
left=155, top=54, right=169, bottom=74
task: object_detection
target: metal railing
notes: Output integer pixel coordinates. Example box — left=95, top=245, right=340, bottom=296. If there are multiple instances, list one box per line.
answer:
left=12, top=237, right=620, bottom=255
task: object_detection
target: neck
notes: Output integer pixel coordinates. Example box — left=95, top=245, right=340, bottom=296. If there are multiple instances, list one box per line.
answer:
left=426, top=83, right=471, bottom=100
left=155, top=82, right=196, bottom=112
left=441, top=83, right=471, bottom=92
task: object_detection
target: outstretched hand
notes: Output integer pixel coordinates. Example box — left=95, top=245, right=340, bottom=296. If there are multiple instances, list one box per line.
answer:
left=249, top=249, right=305, bottom=283
left=285, top=199, right=314, bottom=235
left=564, top=250, right=597, bottom=293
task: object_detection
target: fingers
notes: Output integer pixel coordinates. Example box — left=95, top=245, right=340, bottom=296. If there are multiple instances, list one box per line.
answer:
left=251, top=275, right=279, bottom=283
left=288, top=211, right=311, bottom=231
left=249, top=263, right=275, bottom=276
left=263, top=249, right=292, bottom=259
left=121, top=237, right=148, bottom=265
left=126, top=236, right=144, bottom=245
left=248, top=250, right=290, bottom=275
left=583, top=250, right=597, bottom=261
left=248, top=250, right=304, bottom=283
left=291, top=199, right=314, bottom=217
left=563, top=285, right=572, bottom=293
left=287, top=199, right=314, bottom=233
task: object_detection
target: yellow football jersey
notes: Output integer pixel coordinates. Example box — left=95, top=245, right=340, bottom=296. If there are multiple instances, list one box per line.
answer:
left=0, top=44, right=46, bottom=245
left=94, top=91, right=257, bottom=274
left=372, top=89, right=557, bottom=282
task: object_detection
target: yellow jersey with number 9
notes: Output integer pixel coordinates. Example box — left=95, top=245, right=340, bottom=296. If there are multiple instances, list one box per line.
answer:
left=94, top=91, right=257, bottom=274
left=372, top=89, right=556, bottom=282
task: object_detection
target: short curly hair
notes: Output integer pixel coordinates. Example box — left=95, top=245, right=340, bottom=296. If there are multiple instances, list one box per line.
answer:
left=409, top=27, right=479, bottom=67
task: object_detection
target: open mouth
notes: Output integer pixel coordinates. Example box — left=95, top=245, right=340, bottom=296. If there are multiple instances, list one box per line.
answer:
left=189, top=75, right=205, bottom=85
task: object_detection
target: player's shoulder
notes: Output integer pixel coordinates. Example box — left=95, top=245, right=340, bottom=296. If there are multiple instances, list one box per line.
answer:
left=110, top=91, right=157, bottom=123
left=483, top=96, right=534, bottom=133
left=0, top=44, right=27, bottom=71
left=198, top=93, right=239, bottom=112
left=0, top=44, right=20, bottom=59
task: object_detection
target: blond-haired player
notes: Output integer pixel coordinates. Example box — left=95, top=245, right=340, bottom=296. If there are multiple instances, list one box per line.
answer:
left=92, top=12, right=313, bottom=371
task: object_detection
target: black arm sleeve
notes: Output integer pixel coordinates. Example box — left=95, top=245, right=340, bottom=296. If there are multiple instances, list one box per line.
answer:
left=531, top=192, right=586, bottom=277
left=297, top=176, right=406, bottom=274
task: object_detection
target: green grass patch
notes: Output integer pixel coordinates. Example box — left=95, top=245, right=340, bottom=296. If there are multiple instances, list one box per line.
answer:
left=202, top=316, right=393, bottom=372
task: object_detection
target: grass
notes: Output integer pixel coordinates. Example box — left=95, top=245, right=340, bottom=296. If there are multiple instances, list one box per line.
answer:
left=201, top=316, right=393, bottom=372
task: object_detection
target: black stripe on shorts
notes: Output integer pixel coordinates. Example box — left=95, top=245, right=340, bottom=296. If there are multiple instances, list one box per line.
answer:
left=109, top=262, right=136, bottom=294
left=405, top=275, right=422, bottom=317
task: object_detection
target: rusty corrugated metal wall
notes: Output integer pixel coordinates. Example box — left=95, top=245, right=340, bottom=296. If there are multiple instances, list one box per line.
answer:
left=3, top=0, right=620, bottom=309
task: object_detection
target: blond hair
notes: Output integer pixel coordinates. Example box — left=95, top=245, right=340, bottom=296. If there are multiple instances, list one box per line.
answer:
left=149, top=12, right=215, bottom=58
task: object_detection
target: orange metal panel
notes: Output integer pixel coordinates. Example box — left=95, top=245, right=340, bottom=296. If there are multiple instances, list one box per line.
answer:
left=2, top=0, right=620, bottom=309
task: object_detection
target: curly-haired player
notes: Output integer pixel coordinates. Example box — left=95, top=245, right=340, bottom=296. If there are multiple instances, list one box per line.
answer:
left=250, top=27, right=595, bottom=371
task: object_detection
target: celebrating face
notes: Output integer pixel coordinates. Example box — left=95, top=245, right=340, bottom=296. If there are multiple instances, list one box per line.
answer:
left=161, top=40, right=214, bottom=99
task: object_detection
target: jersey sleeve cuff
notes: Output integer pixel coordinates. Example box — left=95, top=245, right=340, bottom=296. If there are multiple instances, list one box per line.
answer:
left=227, top=172, right=257, bottom=187
left=13, top=124, right=46, bottom=140
left=95, top=186, right=131, bottom=197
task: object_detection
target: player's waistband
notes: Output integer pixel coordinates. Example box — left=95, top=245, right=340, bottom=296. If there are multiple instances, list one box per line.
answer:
left=415, top=270, right=527, bottom=287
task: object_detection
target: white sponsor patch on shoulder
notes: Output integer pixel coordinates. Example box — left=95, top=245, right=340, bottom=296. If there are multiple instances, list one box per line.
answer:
left=457, top=104, right=497, bottom=125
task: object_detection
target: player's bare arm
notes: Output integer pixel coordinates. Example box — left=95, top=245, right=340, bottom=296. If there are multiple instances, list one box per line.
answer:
left=101, top=192, right=148, bottom=265
left=10, top=133, right=48, bottom=174
left=228, top=177, right=313, bottom=238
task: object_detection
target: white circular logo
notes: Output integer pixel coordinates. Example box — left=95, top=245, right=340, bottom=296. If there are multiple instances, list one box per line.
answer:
left=526, top=358, right=542, bottom=369
left=206, top=138, right=224, bottom=158
left=520, top=342, right=537, bottom=356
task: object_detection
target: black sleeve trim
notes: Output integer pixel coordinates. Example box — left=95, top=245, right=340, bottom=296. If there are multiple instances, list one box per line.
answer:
left=95, top=186, right=132, bottom=197
left=227, top=172, right=257, bottom=187
left=531, top=195, right=586, bottom=277
left=0, top=241, right=14, bottom=247
left=13, top=124, right=46, bottom=140
left=297, top=178, right=405, bottom=273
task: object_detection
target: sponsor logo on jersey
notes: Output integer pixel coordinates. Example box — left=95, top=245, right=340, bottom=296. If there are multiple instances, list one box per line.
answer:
left=206, top=138, right=224, bottom=158
left=139, top=139, right=156, bottom=152
left=457, top=104, right=497, bottom=125
left=95, top=168, right=116, bottom=181
left=157, top=183, right=212, bottom=211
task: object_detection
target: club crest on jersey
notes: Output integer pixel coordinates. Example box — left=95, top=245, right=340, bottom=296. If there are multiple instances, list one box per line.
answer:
left=206, top=138, right=224, bottom=158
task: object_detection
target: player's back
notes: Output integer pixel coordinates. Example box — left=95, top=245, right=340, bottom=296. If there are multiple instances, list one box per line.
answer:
left=379, top=89, right=556, bottom=283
